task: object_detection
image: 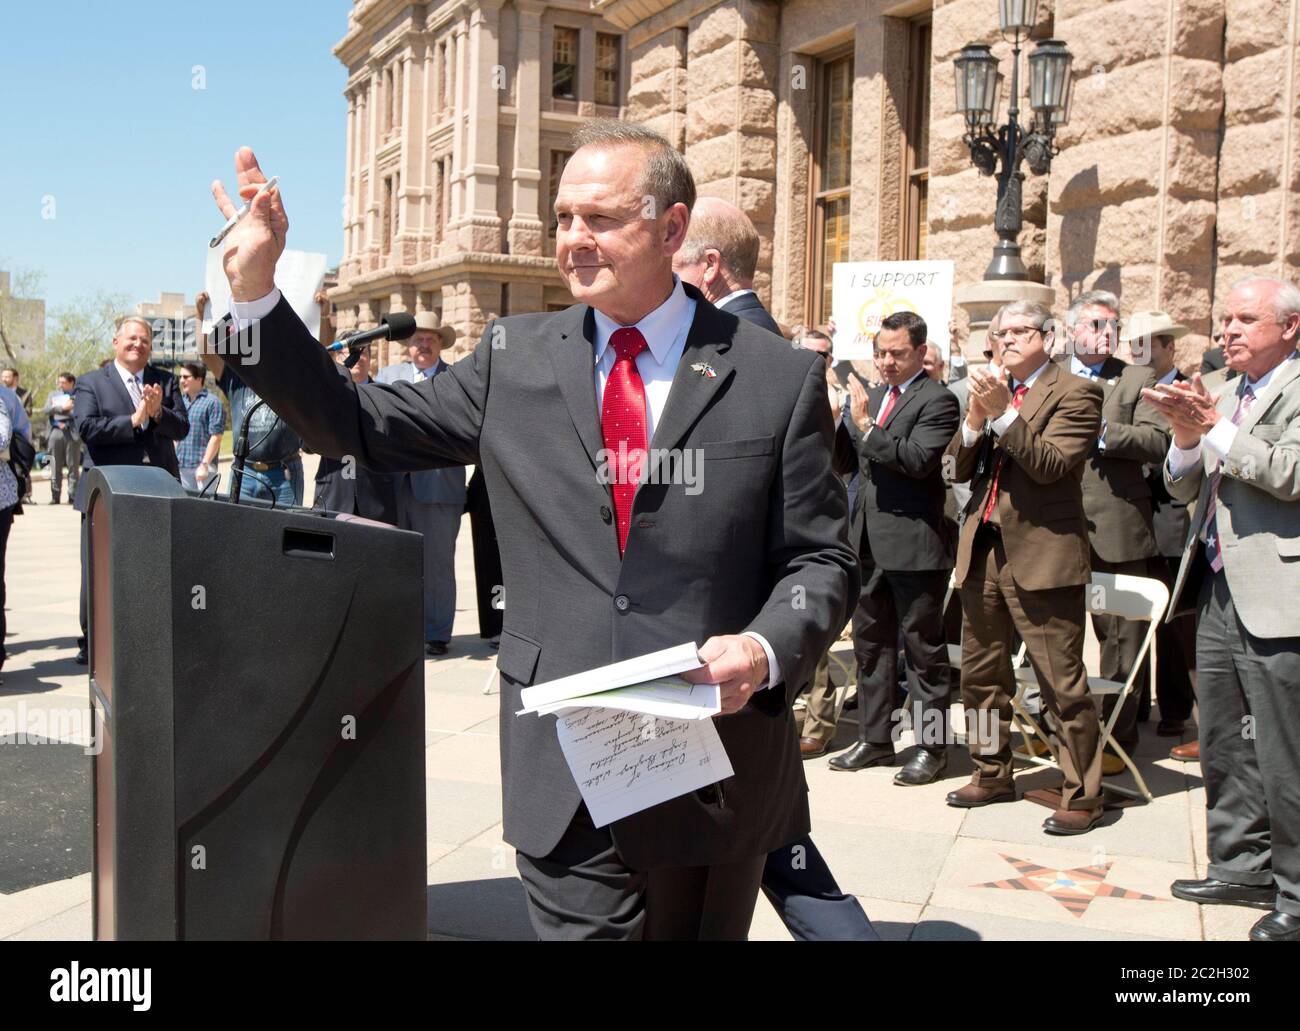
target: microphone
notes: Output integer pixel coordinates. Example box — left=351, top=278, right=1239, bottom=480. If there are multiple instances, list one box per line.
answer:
left=339, top=313, right=417, bottom=368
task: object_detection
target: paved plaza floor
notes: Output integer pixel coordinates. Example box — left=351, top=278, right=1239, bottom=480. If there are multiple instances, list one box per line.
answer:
left=0, top=460, right=1256, bottom=941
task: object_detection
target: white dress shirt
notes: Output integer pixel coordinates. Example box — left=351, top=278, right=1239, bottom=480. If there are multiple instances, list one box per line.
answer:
left=714, top=287, right=756, bottom=311
left=960, top=357, right=1051, bottom=446
left=232, top=279, right=783, bottom=688
left=115, top=361, right=149, bottom=429
left=591, top=275, right=695, bottom=442
left=1166, top=354, right=1295, bottom=479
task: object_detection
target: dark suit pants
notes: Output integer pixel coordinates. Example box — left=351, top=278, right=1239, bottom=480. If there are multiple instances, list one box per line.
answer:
left=515, top=804, right=766, bottom=940
left=1152, top=555, right=1196, bottom=722
left=958, top=528, right=1104, bottom=810
left=1197, top=568, right=1300, bottom=917
left=850, top=562, right=950, bottom=750
left=1089, top=554, right=1152, bottom=751
left=761, top=834, right=879, bottom=940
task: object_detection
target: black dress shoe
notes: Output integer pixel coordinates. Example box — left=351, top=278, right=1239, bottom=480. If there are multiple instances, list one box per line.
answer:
left=1170, top=877, right=1275, bottom=910
left=74, top=649, right=88, bottom=666
left=828, top=741, right=895, bottom=771
left=1156, top=718, right=1186, bottom=737
left=893, top=748, right=947, bottom=786
left=1249, top=910, right=1300, bottom=941
left=425, top=640, right=449, bottom=657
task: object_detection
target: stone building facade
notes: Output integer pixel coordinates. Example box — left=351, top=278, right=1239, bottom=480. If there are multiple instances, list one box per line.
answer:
left=333, top=0, right=1299, bottom=367
left=331, top=0, right=630, bottom=364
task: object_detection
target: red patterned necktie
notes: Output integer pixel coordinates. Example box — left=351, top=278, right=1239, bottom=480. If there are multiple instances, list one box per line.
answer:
left=601, top=327, right=649, bottom=555
left=877, top=386, right=901, bottom=425
left=1202, top=385, right=1256, bottom=572
left=981, top=383, right=1030, bottom=524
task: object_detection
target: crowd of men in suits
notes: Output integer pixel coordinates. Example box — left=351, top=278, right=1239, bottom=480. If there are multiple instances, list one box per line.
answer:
left=24, top=118, right=1298, bottom=941
left=786, top=279, right=1300, bottom=942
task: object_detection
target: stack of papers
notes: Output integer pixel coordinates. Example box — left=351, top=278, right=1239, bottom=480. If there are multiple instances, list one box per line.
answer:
left=516, top=642, right=735, bottom=827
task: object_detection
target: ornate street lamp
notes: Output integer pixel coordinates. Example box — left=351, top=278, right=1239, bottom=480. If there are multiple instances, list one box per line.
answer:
left=955, top=9, right=1073, bottom=280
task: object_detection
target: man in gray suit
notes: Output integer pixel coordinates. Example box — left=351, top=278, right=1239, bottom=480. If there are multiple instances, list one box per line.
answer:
left=1146, top=276, right=1300, bottom=942
left=376, top=312, right=466, bottom=656
left=672, top=196, right=782, bottom=337
left=209, top=124, right=856, bottom=940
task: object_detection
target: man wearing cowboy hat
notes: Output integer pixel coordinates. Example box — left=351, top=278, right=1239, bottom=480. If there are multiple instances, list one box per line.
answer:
left=376, top=312, right=466, bottom=656
left=1127, top=311, right=1199, bottom=752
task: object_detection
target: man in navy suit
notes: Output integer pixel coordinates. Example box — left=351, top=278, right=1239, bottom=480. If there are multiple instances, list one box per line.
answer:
left=72, top=315, right=188, bottom=662
left=672, top=197, right=783, bottom=338
left=375, top=312, right=467, bottom=656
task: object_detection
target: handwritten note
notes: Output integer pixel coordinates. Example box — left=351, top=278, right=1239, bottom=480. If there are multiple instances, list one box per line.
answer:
left=554, top=707, right=734, bottom=827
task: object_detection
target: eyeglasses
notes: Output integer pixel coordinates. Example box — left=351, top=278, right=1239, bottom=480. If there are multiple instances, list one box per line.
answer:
left=1080, top=319, right=1119, bottom=335
left=999, top=325, right=1043, bottom=341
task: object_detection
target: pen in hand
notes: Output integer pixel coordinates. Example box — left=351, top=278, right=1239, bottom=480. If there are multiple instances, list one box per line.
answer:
left=209, top=175, right=279, bottom=248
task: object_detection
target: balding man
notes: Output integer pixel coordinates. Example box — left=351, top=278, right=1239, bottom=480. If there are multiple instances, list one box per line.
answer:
left=1146, top=276, right=1300, bottom=941
left=72, top=316, right=189, bottom=663
left=673, top=196, right=781, bottom=336
left=208, top=123, right=855, bottom=940
left=922, top=342, right=946, bottom=384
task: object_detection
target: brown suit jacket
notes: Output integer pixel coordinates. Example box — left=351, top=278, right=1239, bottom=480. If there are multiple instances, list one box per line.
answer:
left=1061, top=356, right=1170, bottom=563
left=944, top=360, right=1103, bottom=591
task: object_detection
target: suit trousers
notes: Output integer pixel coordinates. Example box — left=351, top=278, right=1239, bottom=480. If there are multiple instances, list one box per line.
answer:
left=398, top=485, right=461, bottom=644
left=850, top=562, right=950, bottom=750
left=1089, top=553, right=1152, bottom=750
left=761, top=833, right=879, bottom=940
left=1151, top=555, right=1197, bottom=723
left=1197, top=566, right=1300, bottom=917
left=48, top=427, right=80, bottom=502
left=958, top=526, right=1104, bottom=810
left=801, top=652, right=838, bottom=740
left=515, top=804, right=766, bottom=939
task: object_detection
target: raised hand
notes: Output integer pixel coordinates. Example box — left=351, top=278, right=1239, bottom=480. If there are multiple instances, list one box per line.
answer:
left=211, top=147, right=288, bottom=302
left=142, top=383, right=163, bottom=419
left=848, top=374, right=874, bottom=433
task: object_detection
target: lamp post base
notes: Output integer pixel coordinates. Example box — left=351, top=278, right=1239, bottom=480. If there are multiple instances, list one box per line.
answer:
left=984, top=239, right=1029, bottom=281
left=954, top=278, right=1056, bottom=370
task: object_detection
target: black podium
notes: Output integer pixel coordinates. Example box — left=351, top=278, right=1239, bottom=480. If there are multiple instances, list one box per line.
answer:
left=85, top=467, right=427, bottom=940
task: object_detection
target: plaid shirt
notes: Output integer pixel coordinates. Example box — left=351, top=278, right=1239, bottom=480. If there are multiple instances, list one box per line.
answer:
left=175, top=389, right=226, bottom=469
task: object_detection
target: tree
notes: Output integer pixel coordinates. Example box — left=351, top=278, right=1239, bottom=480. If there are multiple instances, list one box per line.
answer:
left=24, top=291, right=130, bottom=439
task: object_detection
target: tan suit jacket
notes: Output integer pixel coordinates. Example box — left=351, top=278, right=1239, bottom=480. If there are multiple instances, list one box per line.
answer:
left=1064, top=356, right=1169, bottom=563
left=945, top=360, right=1103, bottom=591
left=1166, top=354, right=1300, bottom=638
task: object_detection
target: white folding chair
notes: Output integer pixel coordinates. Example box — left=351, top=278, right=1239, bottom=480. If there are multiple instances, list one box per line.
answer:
left=1011, top=572, right=1169, bottom=802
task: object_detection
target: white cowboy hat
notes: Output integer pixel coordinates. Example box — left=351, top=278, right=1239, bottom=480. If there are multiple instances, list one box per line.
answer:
left=413, top=311, right=457, bottom=347
left=1121, top=309, right=1189, bottom=343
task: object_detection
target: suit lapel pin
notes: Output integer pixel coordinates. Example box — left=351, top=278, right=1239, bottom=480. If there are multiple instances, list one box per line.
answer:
left=691, top=361, right=717, bottom=379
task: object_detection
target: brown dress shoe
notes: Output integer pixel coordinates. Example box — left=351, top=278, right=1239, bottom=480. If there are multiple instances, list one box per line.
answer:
left=1101, top=751, right=1127, bottom=777
left=946, top=783, right=1016, bottom=808
left=1170, top=739, right=1200, bottom=762
left=1043, top=808, right=1103, bottom=835
left=799, top=735, right=830, bottom=759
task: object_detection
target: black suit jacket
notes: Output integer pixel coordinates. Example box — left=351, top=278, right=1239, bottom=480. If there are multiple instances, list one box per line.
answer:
left=312, top=373, right=399, bottom=523
left=719, top=291, right=782, bottom=337
left=217, top=283, right=858, bottom=869
left=72, top=362, right=188, bottom=511
left=833, top=374, right=960, bottom=571
left=313, top=456, right=399, bottom=524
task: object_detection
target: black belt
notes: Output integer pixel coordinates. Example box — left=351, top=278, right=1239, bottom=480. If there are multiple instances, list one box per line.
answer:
left=247, top=451, right=301, bottom=472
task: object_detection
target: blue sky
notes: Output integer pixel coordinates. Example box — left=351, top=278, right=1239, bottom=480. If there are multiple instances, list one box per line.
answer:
left=0, top=1, right=352, bottom=313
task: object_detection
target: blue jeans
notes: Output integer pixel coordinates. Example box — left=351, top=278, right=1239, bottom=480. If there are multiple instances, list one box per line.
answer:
left=234, top=456, right=304, bottom=507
